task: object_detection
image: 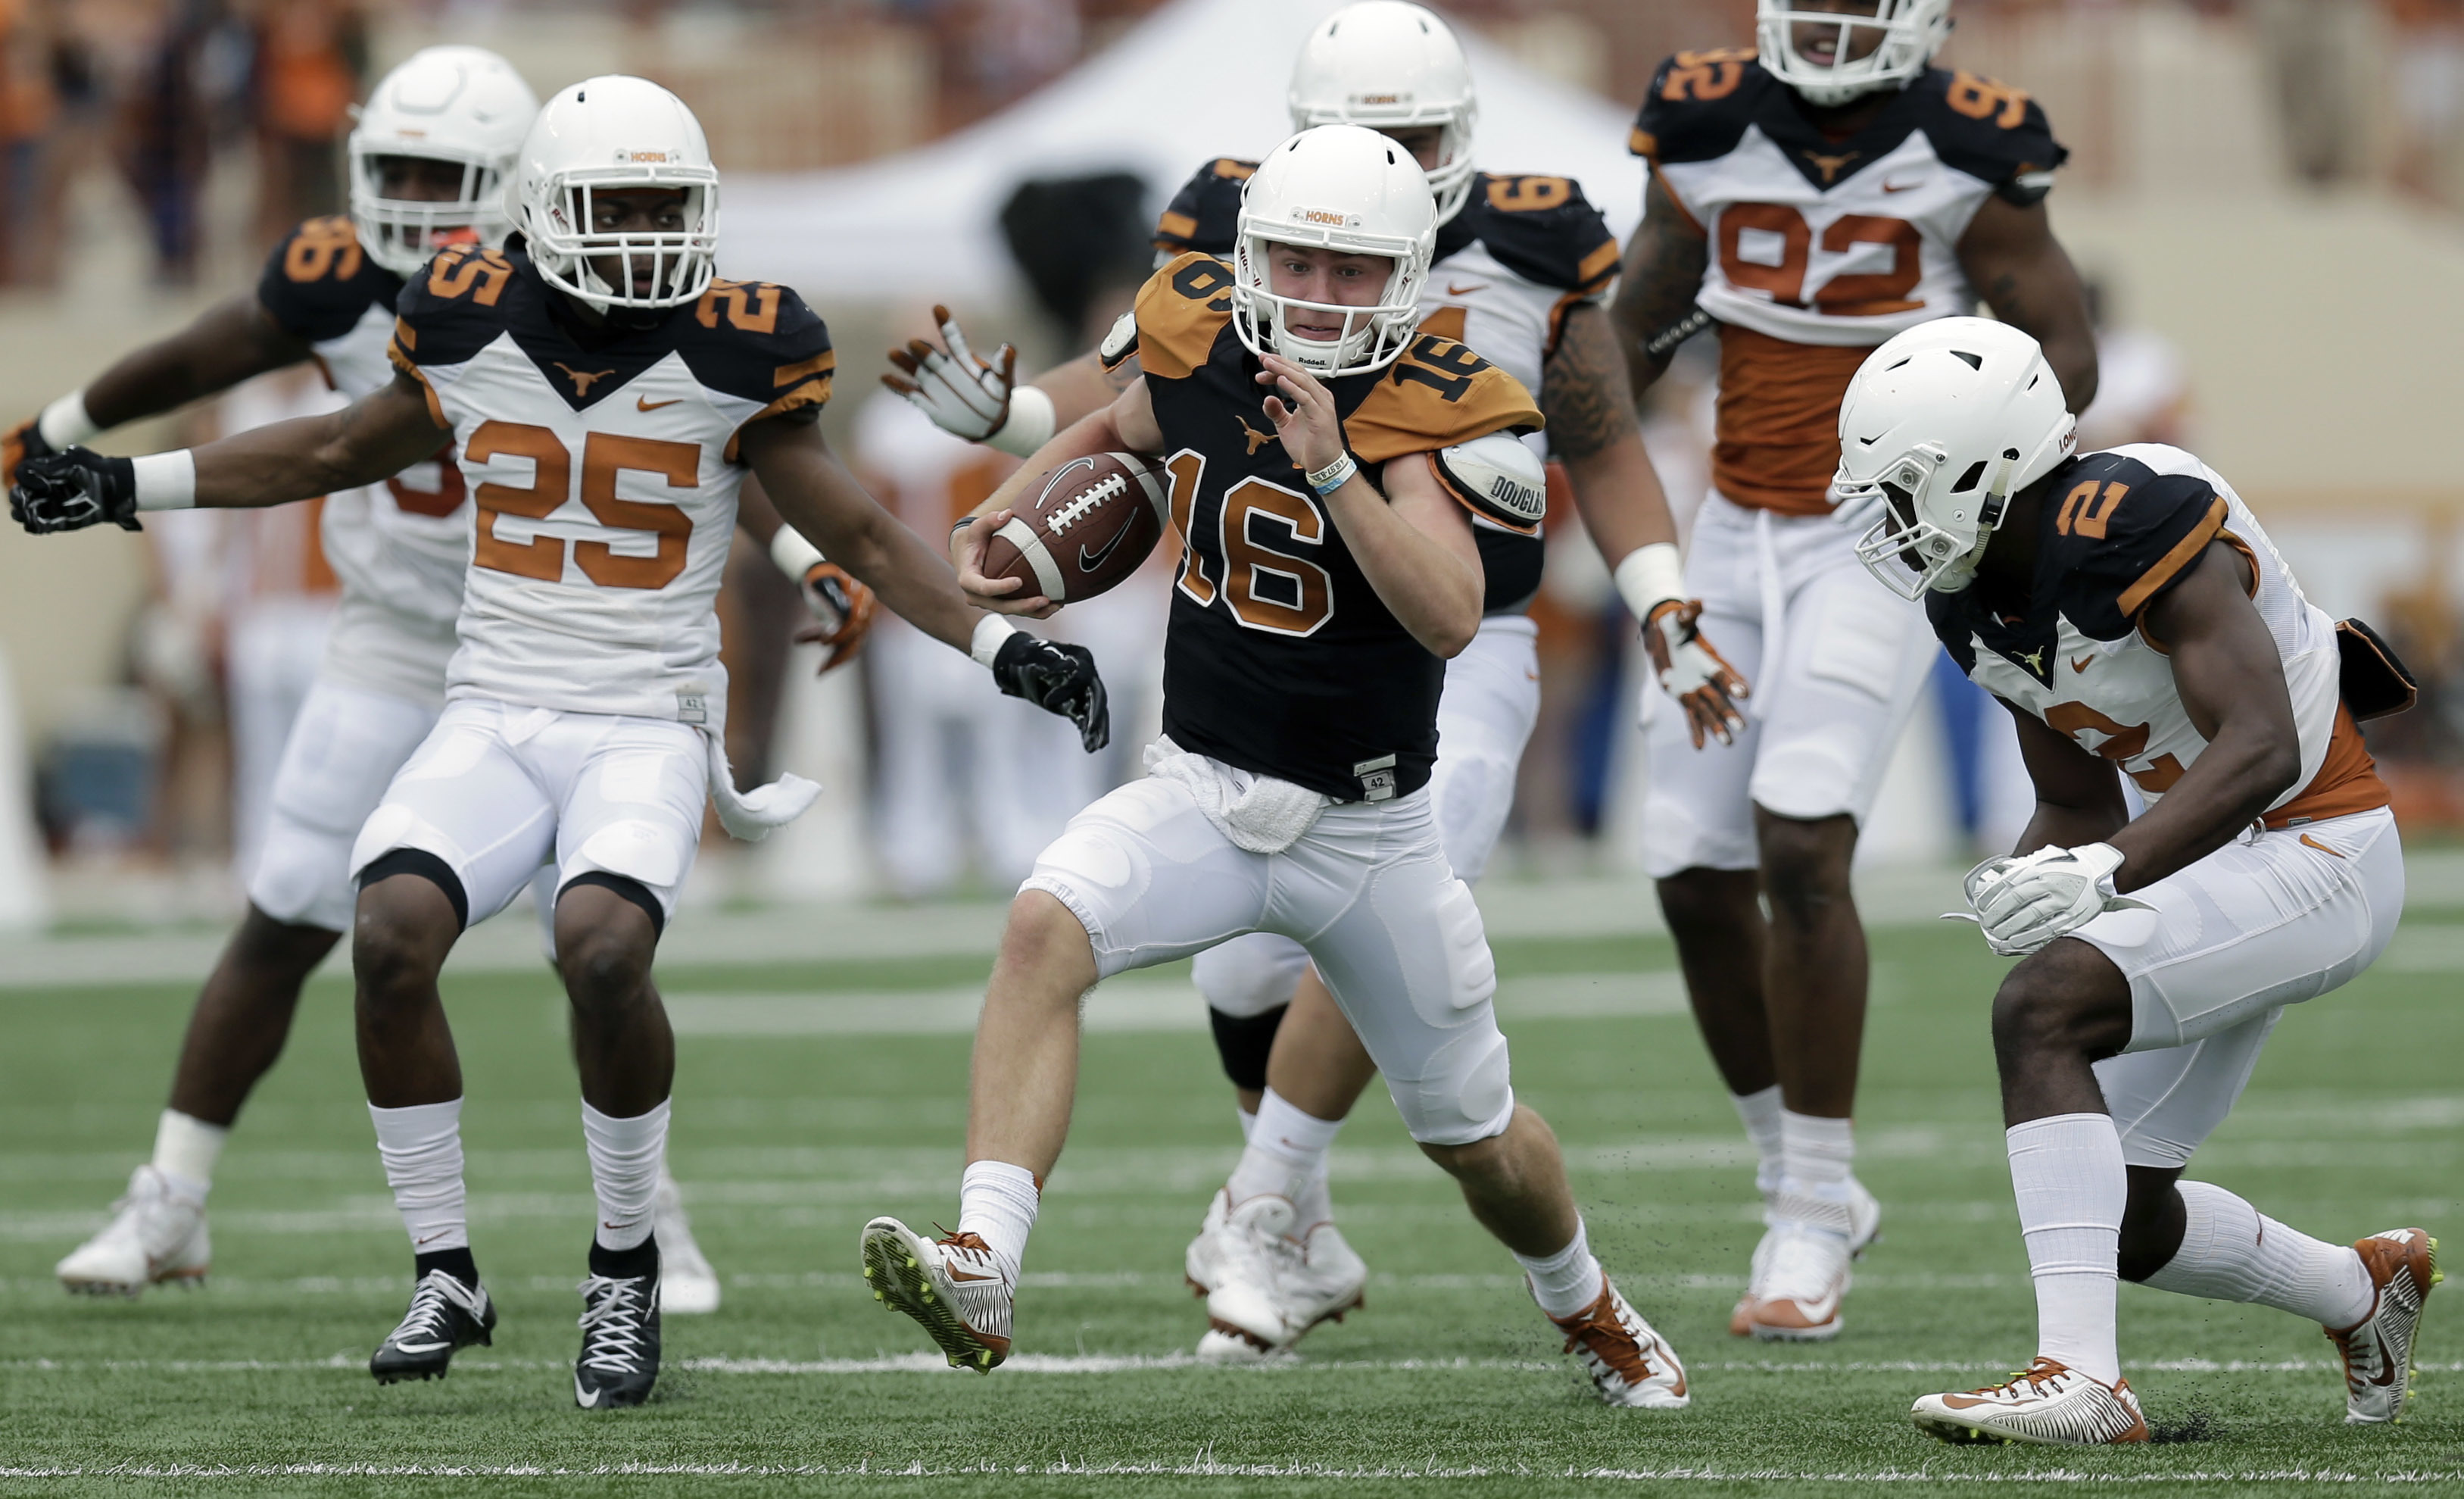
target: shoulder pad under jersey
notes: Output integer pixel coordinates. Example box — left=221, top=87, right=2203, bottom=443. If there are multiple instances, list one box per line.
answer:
left=2046, top=451, right=2226, bottom=638
left=673, top=280, right=834, bottom=458
left=1432, top=429, right=1547, bottom=535
left=1630, top=49, right=1774, bottom=167
left=257, top=216, right=403, bottom=343
left=1449, top=173, right=1621, bottom=295
left=1127, top=253, right=1238, bottom=382
left=1153, top=158, right=1255, bottom=259
left=1345, top=333, right=1542, bottom=467
left=1904, top=67, right=2068, bottom=205
left=388, top=244, right=520, bottom=370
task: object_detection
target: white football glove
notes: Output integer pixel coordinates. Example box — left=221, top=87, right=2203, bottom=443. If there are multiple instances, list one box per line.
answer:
left=1644, top=599, right=1750, bottom=748
left=880, top=304, right=1055, bottom=457
left=1945, top=842, right=2150, bottom=957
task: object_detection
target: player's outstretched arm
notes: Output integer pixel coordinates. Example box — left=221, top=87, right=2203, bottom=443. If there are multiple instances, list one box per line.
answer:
left=881, top=305, right=1138, bottom=458
left=1957, top=195, right=2098, bottom=416
left=5, top=294, right=310, bottom=486
left=12, top=373, right=446, bottom=533
left=740, top=417, right=979, bottom=655
left=1256, top=354, right=1481, bottom=657
left=1605, top=174, right=1711, bottom=399
left=2098, top=543, right=2303, bottom=892
left=945, top=376, right=1165, bottom=617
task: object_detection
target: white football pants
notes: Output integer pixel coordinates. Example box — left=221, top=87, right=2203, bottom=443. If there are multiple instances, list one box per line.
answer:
left=1024, top=773, right=1514, bottom=1146
left=1191, top=614, right=1539, bottom=1019
left=2079, top=806, right=2402, bottom=1169
left=1640, top=492, right=1937, bottom=876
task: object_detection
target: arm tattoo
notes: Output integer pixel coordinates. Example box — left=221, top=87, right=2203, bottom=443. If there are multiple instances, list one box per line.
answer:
left=1606, top=174, right=1711, bottom=394
left=1101, top=353, right=1143, bottom=392
left=1540, top=302, right=1640, bottom=463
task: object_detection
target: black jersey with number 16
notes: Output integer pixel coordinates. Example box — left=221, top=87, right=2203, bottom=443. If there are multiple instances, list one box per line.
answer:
left=1102, top=253, right=1542, bottom=802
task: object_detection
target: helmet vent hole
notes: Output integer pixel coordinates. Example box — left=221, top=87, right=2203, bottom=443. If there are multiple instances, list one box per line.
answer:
left=1885, top=358, right=1911, bottom=371
left=2026, top=373, right=2041, bottom=389
left=1950, top=350, right=1982, bottom=370
left=1950, top=461, right=1988, bottom=494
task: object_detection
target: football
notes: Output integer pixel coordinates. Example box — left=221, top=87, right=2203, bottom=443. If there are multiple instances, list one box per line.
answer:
left=980, top=451, right=1170, bottom=604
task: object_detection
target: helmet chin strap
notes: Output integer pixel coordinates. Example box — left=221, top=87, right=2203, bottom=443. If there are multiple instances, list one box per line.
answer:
left=1935, top=445, right=2025, bottom=592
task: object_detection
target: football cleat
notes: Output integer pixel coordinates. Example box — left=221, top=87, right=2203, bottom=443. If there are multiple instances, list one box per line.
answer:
left=1913, top=1357, right=2150, bottom=1445
left=1197, top=1194, right=1367, bottom=1363
left=370, top=1269, right=496, bottom=1383
left=651, top=1172, right=720, bottom=1315
left=55, top=1166, right=209, bottom=1297
left=574, top=1260, right=662, bottom=1409
left=2331, top=1227, right=2441, bottom=1425
left=861, top=1216, right=1012, bottom=1373
left=1184, top=1186, right=1233, bottom=1297
left=1732, top=1179, right=1878, bottom=1339
left=1549, top=1277, right=1689, bottom=1410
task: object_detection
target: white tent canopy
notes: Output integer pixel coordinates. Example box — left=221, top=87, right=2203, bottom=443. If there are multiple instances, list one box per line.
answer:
left=721, top=0, right=1645, bottom=306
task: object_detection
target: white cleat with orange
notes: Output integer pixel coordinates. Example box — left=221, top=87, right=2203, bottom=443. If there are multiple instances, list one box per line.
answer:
left=1911, top=1357, right=2151, bottom=1445
left=2332, top=1227, right=2441, bottom=1425
left=1734, top=1179, right=1879, bottom=1341
left=1549, top=1278, right=1689, bottom=1410
left=1197, top=1194, right=1367, bottom=1363
left=55, top=1166, right=209, bottom=1297
left=860, top=1217, right=1013, bottom=1373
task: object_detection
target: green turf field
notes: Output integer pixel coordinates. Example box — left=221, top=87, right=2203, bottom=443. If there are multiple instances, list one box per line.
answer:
left=2, top=904, right=2458, bottom=1496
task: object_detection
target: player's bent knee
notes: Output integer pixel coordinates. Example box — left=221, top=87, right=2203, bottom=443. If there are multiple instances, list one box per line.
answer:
left=351, top=853, right=464, bottom=997
left=1991, top=940, right=2132, bottom=1062
left=1000, top=888, right=1098, bottom=982
left=1386, top=1027, right=1514, bottom=1147
left=553, top=878, right=662, bottom=1001
left=1755, top=813, right=1855, bottom=925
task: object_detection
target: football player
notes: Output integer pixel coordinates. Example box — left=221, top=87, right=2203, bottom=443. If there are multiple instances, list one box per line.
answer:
left=1608, top=0, right=2099, bottom=1341
left=860, top=125, right=1688, bottom=1410
left=1839, top=317, right=2431, bottom=1444
left=881, top=0, right=1733, bottom=1360
left=15, top=77, right=1106, bottom=1409
left=11, top=48, right=825, bottom=1319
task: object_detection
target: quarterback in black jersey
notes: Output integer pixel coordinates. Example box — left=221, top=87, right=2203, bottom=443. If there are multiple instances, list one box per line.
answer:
left=859, top=125, right=1693, bottom=1411
left=879, top=0, right=1736, bottom=1363
left=1839, top=317, right=2421, bottom=1446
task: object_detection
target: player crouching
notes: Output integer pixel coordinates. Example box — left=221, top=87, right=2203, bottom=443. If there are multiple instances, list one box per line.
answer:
left=1836, top=318, right=2434, bottom=1444
left=859, top=126, right=1686, bottom=1408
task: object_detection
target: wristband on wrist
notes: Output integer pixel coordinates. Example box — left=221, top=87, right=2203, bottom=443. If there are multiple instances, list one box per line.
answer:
left=132, top=450, right=197, bottom=512
left=769, top=524, right=825, bottom=581
left=1306, top=454, right=1357, bottom=498
left=985, top=385, right=1056, bottom=459
left=1613, top=542, right=1686, bottom=623
left=969, top=613, right=1019, bottom=668
left=37, top=390, right=98, bottom=450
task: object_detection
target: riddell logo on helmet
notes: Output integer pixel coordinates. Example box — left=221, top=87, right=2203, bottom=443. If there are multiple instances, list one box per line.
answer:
left=616, top=150, right=670, bottom=164
left=1294, top=208, right=1358, bottom=227
left=1348, top=92, right=1409, bottom=105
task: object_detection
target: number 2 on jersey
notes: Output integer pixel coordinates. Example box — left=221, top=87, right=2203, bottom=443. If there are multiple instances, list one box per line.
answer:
left=466, top=421, right=697, bottom=589
left=1165, top=449, right=1334, bottom=636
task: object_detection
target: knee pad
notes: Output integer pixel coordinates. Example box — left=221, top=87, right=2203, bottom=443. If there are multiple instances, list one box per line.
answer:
left=1191, top=933, right=1311, bottom=1020
left=1386, top=1027, right=1514, bottom=1146
left=1207, top=1003, right=1287, bottom=1092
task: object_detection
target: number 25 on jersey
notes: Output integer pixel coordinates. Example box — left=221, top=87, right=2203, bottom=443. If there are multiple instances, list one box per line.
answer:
left=466, top=421, right=699, bottom=590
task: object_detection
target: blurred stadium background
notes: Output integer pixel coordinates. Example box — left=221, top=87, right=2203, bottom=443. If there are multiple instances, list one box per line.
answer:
left=0, top=0, right=2457, bottom=933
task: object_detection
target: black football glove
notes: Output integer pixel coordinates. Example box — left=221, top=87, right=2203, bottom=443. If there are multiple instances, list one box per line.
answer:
left=991, top=632, right=1109, bottom=753
left=2, top=416, right=55, bottom=492
left=13, top=447, right=140, bottom=535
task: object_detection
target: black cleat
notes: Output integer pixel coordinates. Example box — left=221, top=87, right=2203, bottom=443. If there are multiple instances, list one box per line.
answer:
left=574, top=1241, right=661, bottom=1410
left=371, top=1269, right=496, bottom=1383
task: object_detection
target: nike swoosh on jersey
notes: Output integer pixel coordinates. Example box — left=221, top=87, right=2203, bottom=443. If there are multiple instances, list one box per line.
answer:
left=2300, top=833, right=2347, bottom=857
left=1446, top=283, right=1488, bottom=295
left=2072, top=657, right=2093, bottom=673
left=637, top=395, right=681, bottom=411
left=1882, top=179, right=1923, bottom=193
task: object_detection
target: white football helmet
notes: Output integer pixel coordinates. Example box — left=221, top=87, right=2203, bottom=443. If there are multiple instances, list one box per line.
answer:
left=511, top=76, right=719, bottom=312
left=1756, top=0, right=1953, bottom=108
left=1288, top=2, right=1478, bottom=225
left=347, top=46, right=538, bottom=278
left=1836, top=317, right=2075, bottom=599
left=1233, top=126, right=1436, bottom=379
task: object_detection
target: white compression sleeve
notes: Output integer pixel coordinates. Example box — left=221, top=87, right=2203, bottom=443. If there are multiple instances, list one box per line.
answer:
left=769, top=524, right=824, bottom=579
left=984, top=385, right=1057, bottom=460
left=36, top=390, right=98, bottom=448
left=971, top=614, right=1018, bottom=668
left=1613, top=542, right=1686, bottom=620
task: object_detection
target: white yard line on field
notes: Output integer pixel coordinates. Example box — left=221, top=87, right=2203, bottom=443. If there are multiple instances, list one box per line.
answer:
left=5, top=1462, right=2461, bottom=1483
left=9, top=1354, right=2456, bottom=1376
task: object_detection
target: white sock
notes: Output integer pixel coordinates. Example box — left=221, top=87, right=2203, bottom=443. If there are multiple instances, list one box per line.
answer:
left=1225, top=1087, right=1344, bottom=1204
left=1515, top=1218, right=1606, bottom=1319
left=151, top=1110, right=227, bottom=1199
left=369, top=1098, right=468, bottom=1255
left=2144, top=1179, right=2374, bottom=1329
left=1732, top=1085, right=1785, bottom=1198
left=958, top=1159, right=1040, bottom=1281
left=582, top=1098, right=669, bottom=1253
left=1780, top=1109, right=1854, bottom=1196
left=1237, top=1106, right=1256, bottom=1141
left=2007, top=1112, right=2126, bottom=1386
